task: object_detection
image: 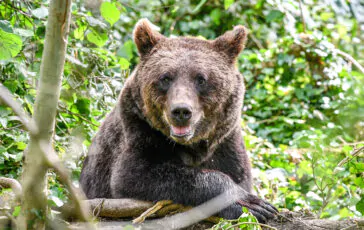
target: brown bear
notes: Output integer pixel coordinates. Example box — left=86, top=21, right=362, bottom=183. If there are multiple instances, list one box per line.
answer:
left=80, top=19, right=277, bottom=223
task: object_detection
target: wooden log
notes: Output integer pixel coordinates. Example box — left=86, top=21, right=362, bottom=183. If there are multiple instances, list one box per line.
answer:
left=67, top=199, right=363, bottom=230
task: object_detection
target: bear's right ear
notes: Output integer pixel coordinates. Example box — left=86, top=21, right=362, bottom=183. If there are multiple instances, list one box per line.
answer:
left=213, top=25, right=248, bottom=63
left=133, top=19, right=165, bottom=57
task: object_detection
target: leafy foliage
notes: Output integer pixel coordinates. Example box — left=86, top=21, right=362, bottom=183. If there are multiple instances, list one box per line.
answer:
left=0, top=0, right=363, bottom=221
left=212, top=207, right=261, bottom=230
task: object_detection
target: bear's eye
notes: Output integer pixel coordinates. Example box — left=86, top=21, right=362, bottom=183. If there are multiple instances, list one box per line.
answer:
left=195, top=73, right=207, bottom=88
left=158, top=73, right=172, bottom=91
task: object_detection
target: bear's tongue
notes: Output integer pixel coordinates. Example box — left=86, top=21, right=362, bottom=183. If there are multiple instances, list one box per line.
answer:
left=171, top=126, right=191, bottom=136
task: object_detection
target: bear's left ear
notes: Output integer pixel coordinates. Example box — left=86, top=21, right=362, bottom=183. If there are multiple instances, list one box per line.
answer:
left=213, top=25, right=248, bottom=63
left=133, top=18, right=165, bottom=57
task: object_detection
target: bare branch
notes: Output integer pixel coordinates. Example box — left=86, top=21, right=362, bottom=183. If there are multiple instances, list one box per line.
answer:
left=0, top=177, right=22, bottom=197
left=81, top=198, right=153, bottom=218
left=67, top=201, right=363, bottom=230
left=133, top=200, right=173, bottom=224
left=335, top=146, right=364, bottom=172
left=298, top=0, right=306, bottom=33
left=0, top=84, right=37, bottom=134
left=334, top=49, right=364, bottom=73
left=39, top=141, right=93, bottom=227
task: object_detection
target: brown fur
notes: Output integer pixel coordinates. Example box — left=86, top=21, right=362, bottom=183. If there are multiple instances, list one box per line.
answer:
left=80, top=19, right=277, bottom=223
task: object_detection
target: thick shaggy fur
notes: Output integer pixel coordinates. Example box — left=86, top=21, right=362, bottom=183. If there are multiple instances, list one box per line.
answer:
left=80, top=19, right=277, bottom=222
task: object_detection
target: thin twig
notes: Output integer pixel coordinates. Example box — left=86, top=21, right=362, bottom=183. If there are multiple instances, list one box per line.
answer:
left=4, top=211, right=17, bottom=228
left=254, top=116, right=280, bottom=124
left=2, top=0, right=33, bottom=18
left=58, top=104, right=99, bottom=127
left=338, top=141, right=364, bottom=147
left=334, top=49, right=364, bottom=73
left=151, top=188, right=242, bottom=229
left=0, top=84, right=38, bottom=134
left=0, top=177, right=22, bottom=197
left=274, top=213, right=316, bottom=230
left=298, top=0, right=306, bottom=33
left=356, top=219, right=364, bottom=227
left=335, top=146, right=364, bottom=169
left=133, top=200, right=173, bottom=224
left=92, top=198, right=105, bottom=218
left=249, top=33, right=264, bottom=50
left=39, top=141, right=94, bottom=228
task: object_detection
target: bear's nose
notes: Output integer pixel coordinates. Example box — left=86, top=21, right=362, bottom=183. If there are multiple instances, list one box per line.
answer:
left=171, top=103, right=192, bottom=125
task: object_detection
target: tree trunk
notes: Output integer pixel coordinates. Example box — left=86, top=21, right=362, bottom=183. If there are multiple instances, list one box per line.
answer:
left=19, top=0, right=72, bottom=229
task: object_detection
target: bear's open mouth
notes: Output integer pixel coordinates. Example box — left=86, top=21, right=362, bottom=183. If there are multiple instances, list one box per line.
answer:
left=170, top=125, right=193, bottom=138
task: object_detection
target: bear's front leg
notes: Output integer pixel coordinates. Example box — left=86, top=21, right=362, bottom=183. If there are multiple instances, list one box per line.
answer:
left=110, top=153, right=277, bottom=223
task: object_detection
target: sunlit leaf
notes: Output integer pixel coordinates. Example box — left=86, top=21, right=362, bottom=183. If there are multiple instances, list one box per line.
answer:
left=74, top=24, right=86, bottom=40
left=16, top=142, right=27, bottom=150
left=86, top=29, right=108, bottom=47
left=0, top=29, right=22, bottom=60
left=224, top=0, right=234, bottom=10
left=117, top=40, right=134, bottom=60
left=12, top=206, right=21, bottom=217
left=100, top=2, right=121, bottom=26
left=119, top=58, right=130, bottom=70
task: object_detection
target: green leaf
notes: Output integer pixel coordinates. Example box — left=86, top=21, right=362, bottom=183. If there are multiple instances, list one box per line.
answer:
left=0, top=20, right=13, bottom=33
left=14, top=28, right=34, bottom=37
left=48, top=195, right=64, bottom=207
left=119, top=58, right=130, bottom=70
left=12, top=206, right=21, bottom=217
left=210, top=9, right=221, bottom=25
left=75, top=98, right=90, bottom=115
left=74, top=24, right=86, bottom=40
left=242, top=206, right=249, bottom=213
left=117, top=40, right=134, bottom=60
left=224, top=0, right=234, bottom=10
left=100, top=2, right=121, bottom=26
left=320, top=12, right=334, bottom=21
left=0, top=29, right=22, bottom=60
left=266, top=10, right=285, bottom=22
left=86, top=29, right=108, bottom=47
left=31, top=7, right=48, bottom=19
left=0, top=146, right=6, bottom=154
left=16, top=142, right=27, bottom=150
left=0, top=118, right=7, bottom=128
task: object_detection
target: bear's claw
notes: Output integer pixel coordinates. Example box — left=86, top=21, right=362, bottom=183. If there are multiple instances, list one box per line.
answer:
left=237, top=194, right=278, bottom=223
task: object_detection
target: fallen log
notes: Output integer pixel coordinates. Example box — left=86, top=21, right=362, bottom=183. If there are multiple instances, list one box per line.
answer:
left=267, top=211, right=362, bottom=230
left=84, top=198, right=153, bottom=218
left=66, top=199, right=363, bottom=230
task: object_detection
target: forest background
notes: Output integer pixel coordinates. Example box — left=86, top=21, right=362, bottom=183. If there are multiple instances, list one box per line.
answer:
left=0, top=0, right=363, bottom=227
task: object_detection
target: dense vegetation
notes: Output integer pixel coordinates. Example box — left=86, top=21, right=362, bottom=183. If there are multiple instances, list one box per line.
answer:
left=0, top=0, right=363, bottom=226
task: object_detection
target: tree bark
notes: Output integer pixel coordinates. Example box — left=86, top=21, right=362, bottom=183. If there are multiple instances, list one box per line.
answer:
left=19, top=0, right=72, bottom=229
left=67, top=199, right=363, bottom=230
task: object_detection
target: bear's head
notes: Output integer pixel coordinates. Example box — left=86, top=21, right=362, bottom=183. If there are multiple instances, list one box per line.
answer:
left=132, top=19, right=247, bottom=148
